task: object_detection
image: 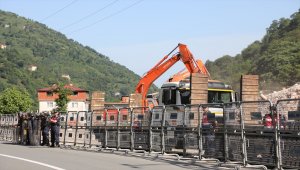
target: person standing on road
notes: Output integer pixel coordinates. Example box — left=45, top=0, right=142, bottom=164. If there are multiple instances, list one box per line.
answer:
left=21, top=113, right=30, bottom=145
left=41, top=112, right=50, bottom=146
left=50, top=110, right=60, bottom=147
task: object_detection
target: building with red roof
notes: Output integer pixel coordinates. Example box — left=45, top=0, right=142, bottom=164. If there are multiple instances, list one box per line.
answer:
left=37, top=84, right=89, bottom=112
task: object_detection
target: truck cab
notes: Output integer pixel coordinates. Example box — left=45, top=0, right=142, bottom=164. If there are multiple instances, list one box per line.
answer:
left=158, top=79, right=236, bottom=123
left=159, top=79, right=236, bottom=105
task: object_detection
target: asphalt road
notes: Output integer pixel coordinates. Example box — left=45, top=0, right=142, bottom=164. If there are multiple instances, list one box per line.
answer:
left=0, top=143, right=224, bottom=170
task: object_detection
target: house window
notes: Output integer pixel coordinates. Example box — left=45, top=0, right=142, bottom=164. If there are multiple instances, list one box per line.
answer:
left=46, top=91, right=53, bottom=96
left=68, top=133, right=72, bottom=137
left=73, top=92, right=78, bottom=96
left=59, top=133, right=63, bottom=137
left=122, top=115, right=127, bottom=120
left=80, top=117, right=84, bottom=121
left=78, top=134, right=83, bottom=138
left=47, top=102, right=53, bottom=108
left=72, top=102, right=78, bottom=108
left=155, top=114, right=159, bottom=119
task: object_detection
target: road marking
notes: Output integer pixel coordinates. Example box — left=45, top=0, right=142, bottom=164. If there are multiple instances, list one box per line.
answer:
left=0, top=153, right=66, bottom=170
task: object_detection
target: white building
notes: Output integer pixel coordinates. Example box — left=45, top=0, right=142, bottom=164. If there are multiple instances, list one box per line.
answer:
left=37, top=84, right=89, bottom=113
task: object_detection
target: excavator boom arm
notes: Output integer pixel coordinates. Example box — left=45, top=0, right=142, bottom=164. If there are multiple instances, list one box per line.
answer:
left=135, top=54, right=180, bottom=99
left=135, top=43, right=202, bottom=107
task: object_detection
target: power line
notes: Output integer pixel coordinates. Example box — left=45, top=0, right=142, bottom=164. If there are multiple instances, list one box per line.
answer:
left=70, top=0, right=144, bottom=34
left=59, top=0, right=119, bottom=31
left=40, top=0, right=78, bottom=22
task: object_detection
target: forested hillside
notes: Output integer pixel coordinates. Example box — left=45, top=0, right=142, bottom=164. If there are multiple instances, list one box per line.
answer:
left=0, top=10, right=156, bottom=106
left=206, top=9, right=300, bottom=92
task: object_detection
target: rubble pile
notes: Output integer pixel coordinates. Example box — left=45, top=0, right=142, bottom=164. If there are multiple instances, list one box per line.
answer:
left=260, top=83, right=300, bottom=103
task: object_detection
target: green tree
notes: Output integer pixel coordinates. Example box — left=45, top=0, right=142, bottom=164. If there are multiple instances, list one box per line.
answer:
left=54, top=84, right=72, bottom=112
left=0, top=87, right=33, bottom=114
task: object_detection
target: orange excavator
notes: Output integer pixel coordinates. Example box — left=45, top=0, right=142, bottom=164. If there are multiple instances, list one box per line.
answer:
left=135, top=43, right=209, bottom=107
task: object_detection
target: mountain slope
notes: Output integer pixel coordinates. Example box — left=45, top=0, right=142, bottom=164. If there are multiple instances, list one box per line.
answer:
left=206, top=9, right=300, bottom=92
left=0, top=10, right=156, bottom=106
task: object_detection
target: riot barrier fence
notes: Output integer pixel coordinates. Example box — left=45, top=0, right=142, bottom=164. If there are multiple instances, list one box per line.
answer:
left=0, top=98, right=299, bottom=169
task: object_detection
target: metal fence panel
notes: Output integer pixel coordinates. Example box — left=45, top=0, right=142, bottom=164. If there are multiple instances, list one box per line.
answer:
left=67, top=112, right=78, bottom=127
left=106, top=130, right=117, bottom=148
left=164, top=105, right=185, bottom=153
left=246, top=133, right=276, bottom=166
left=151, top=106, right=164, bottom=152
left=184, top=105, right=199, bottom=155
left=119, top=108, right=131, bottom=127
left=134, top=131, right=149, bottom=150
left=277, top=99, right=300, bottom=169
left=119, top=130, right=131, bottom=148
left=151, top=131, right=162, bottom=152
left=77, top=111, right=87, bottom=127
left=241, top=101, right=275, bottom=166
left=200, top=104, right=225, bottom=160
left=63, top=128, right=76, bottom=146
left=89, top=128, right=105, bottom=147
left=106, top=109, right=118, bottom=127
left=202, top=132, right=224, bottom=159
left=74, top=129, right=86, bottom=146
left=151, top=107, right=164, bottom=127
left=90, top=110, right=106, bottom=126
left=0, top=98, right=298, bottom=169
left=224, top=103, right=242, bottom=162
left=132, top=107, right=150, bottom=150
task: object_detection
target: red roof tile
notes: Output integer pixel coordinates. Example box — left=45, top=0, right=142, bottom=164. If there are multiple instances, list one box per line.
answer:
left=38, top=84, right=88, bottom=92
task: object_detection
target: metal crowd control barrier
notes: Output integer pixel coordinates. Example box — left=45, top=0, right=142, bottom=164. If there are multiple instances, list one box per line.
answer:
left=74, top=111, right=88, bottom=146
left=200, top=104, right=225, bottom=161
left=241, top=101, right=273, bottom=168
left=132, top=107, right=151, bottom=151
left=86, top=109, right=106, bottom=147
left=164, top=105, right=185, bottom=154
left=184, top=105, right=200, bottom=157
left=105, top=108, right=119, bottom=149
left=151, top=106, right=165, bottom=153
left=62, top=111, right=76, bottom=146
left=0, top=98, right=299, bottom=170
left=276, top=98, right=300, bottom=169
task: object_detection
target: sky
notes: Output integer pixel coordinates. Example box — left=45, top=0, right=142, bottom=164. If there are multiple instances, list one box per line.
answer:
left=0, top=0, right=299, bottom=87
